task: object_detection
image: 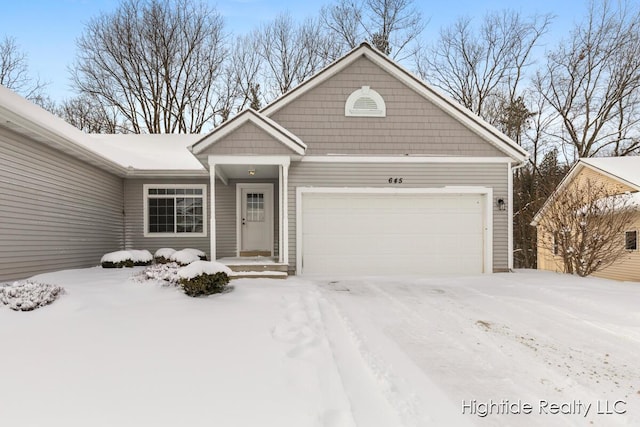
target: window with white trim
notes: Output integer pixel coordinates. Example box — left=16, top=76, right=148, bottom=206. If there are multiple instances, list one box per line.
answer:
left=144, top=185, right=206, bottom=237
left=625, top=230, right=637, bottom=250
left=345, top=86, right=386, bottom=117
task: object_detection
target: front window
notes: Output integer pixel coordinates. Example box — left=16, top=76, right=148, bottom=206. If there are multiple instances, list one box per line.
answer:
left=144, top=185, right=206, bottom=237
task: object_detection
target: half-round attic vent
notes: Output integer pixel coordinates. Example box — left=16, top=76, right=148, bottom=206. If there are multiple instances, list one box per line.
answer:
left=345, top=86, right=386, bottom=117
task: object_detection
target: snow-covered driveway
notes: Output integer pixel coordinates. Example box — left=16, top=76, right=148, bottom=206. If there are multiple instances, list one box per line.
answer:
left=1, top=268, right=639, bottom=426
left=316, top=271, right=640, bottom=426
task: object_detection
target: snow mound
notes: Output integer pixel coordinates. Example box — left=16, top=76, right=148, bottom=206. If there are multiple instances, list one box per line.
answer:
left=183, top=248, right=207, bottom=259
left=0, top=281, right=64, bottom=311
left=154, top=248, right=176, bottom=259
left=101, top=249, right=153, bottom=267
left=129, top=249, right=153, bottom=264
left=101, top=250, right=133, bottom=264
left=177, top=261, right=232, bottom=280
left=170, top=250, right=201, bottom=266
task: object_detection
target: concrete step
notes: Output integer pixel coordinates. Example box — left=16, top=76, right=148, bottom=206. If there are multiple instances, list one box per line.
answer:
left=226, top=263, right=289, bottom=273
left=230, top=271, right=288, bottom=280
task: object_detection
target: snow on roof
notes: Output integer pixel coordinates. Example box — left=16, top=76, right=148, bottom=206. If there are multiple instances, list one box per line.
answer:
left=0, top=85, right=205, bottom=172
left=86, top=134, right=205, bottom=170
left=581, top=156, right=640, bottom=189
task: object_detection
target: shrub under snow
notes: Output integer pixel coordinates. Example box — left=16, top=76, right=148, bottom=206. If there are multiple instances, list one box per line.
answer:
left=140, top=262, right=181, bottom=285
left=177, top=261, right=232, bottom=297
left=170, top=250, right=201, bottom=266
left=154, top=248, right=176, bottom=264
left=129, top=249, right=153, bottom=266
left=0, top=281, right=64, bottom=311
left=177, top=261, right=232, bottom=279
left=101, top=250, right=134, bottom=268
left=183, top=248, right=207, bottom=260
left=101, top=249, right=153, bottom=268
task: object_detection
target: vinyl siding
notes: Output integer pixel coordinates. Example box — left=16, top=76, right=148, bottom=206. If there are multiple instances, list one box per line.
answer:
left=0, top=126, right=124, bottom=282
left=287, top=162, right=509, bottom=273
left=269, top=56, right=505, bottom=157
left=196, top=122, right=296, bottom=157
left=537, top=167, right=640, bottom=282
left=593, top=213, right=640, bottom=282
left=123, top=178, right=279, bottom=259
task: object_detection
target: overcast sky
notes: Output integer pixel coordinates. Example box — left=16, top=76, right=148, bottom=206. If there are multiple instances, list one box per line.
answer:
left=0, top=0, right=586, bottom=101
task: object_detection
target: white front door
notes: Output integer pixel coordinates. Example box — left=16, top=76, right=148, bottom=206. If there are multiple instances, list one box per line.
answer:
left=238, top=184, right=274, bottom=254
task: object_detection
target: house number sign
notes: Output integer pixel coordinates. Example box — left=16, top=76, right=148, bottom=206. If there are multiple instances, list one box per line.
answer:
left=388, top=177, right=404, bottom=184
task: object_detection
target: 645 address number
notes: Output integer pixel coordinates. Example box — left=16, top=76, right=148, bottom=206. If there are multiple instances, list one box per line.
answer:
left=388, top=177, right=404, bottom=184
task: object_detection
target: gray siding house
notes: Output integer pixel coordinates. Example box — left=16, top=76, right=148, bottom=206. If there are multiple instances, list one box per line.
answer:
left=0, top=43, right=528, bottom=281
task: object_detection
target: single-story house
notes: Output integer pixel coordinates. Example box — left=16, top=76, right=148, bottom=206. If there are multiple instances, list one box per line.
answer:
left=0, top=42, right=528, bottom=281
left=532, top=156, right=640, bottom=282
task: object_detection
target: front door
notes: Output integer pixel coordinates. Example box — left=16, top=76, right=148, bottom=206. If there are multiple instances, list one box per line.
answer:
left=239, top=184, right=273, bottom=255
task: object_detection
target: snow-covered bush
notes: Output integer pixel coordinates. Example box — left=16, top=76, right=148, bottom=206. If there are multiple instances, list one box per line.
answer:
left=0, top=281, right=64, bottom=311
left=101, top=250, right=134, bottom=268
left=140, top=262, right=181, bottom=285
left=101, top=249, right=153, bottom=268
left=154, top=248, right=176, bottom=264
left=183, top=248, right=207, bottom=261
left=129, top=249, right=153, bottom=266
left=177, top=261, right=232, bottom=297
left=170, top=249, right=201, bottom=266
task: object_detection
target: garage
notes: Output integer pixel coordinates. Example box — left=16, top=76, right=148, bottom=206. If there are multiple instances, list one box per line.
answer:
left=298, top=189, right=489, bottom=276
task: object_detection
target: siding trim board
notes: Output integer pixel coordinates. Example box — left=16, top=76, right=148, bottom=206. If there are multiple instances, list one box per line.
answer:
left=301, top=156, right=513, bottom=163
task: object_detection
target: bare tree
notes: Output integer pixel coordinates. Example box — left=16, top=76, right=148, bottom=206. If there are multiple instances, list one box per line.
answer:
left=257, top=13, right=339, bottom=99
left=320, top=0, right=363, bottom=52
left=225, top=33, right=264, bottom=115
left=537, top=177, right=637, bottom=276
left=57, top=95, right=120, bottom=133
left=418, top=11, right=551, bottom=123
left=320, top=0, right=425, bottom=60
left=535, top=0, right=640, bottom=159
left=71, top=0, right=227, bottom=134
left=0, top=35, right=47, bottom=100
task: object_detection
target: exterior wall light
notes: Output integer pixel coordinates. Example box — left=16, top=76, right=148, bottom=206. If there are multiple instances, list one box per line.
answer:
left=496, top=198, right=506, bottom=211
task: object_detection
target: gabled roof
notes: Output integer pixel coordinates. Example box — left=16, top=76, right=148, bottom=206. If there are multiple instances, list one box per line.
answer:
left=580, top=157, right=640, bottom=189
left=190, top=109, right=307, bottom=156
left=261, top=42, right=529, bottom=163
left=531, top=156, right=640, bottom=226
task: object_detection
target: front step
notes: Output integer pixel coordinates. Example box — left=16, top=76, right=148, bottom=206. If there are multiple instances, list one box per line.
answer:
left=230, top=271, right=288, bottom=280
left=218, top=257, right=289, bottom=279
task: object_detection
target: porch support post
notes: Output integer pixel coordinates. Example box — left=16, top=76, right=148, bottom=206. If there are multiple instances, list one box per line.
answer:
left=282, top=160, right=289, bottom=266
left=278, top=165, right=284, bottom=263
left=209, top=162, right=217, bottom=261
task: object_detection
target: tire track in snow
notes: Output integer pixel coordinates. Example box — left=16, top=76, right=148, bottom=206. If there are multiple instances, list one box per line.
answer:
left=271, top=289, right=358, bottom=427
left=318, top=280, right=474, bottom=427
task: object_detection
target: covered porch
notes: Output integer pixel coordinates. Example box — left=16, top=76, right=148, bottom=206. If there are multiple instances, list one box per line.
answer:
left=208, top=155, right=291, bottom=272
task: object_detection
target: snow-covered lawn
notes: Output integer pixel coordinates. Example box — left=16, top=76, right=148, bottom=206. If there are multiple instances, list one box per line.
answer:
left=1, top=268, right=639, bottom=427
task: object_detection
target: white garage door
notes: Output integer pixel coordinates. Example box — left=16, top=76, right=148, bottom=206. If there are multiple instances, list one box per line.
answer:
left=300, top=192, right=485, bottom=276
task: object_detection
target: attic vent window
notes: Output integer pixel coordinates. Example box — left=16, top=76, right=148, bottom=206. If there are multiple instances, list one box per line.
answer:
left=345, top=86, right=386, bottom=117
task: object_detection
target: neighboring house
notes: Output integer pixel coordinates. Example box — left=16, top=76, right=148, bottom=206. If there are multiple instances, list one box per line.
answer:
left=533, top=157, right=640, bottom=282
left=0, top=43, right=528, bottom=281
